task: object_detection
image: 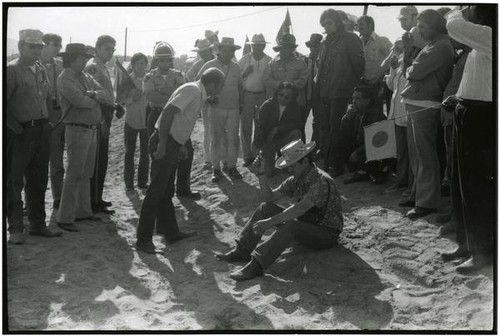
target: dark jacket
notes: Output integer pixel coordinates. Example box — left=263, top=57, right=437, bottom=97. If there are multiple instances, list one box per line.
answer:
left=401, top=34, right=455, bottom=102
left=317, top=31, right=365, bottom=99
left=254, top=98, right=303, bottom=149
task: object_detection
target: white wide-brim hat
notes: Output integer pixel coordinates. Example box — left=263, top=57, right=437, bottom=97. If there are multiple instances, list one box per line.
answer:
left=275, top=139, right=316, bottom=169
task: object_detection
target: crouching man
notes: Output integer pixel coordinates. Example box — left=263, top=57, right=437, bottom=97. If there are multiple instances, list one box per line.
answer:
left=215, top=139, right=344, bottom=281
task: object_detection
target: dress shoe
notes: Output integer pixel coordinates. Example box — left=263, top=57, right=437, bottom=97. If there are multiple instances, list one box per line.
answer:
left=165, top=231, right=196, bottom=245
left=456, top=254, right=490, bottom=273
left=398, top=199, right=415, bottom=207
left=8, top=232, right=25, bottom=245
left=29, top=227, right=63, bottom=237
left=99, top=200, right=113, bottom=207
left=53, top=200, right=60, bottom=209
left=57, top=222, right=79, bottom=232
left=343, top=172, right=370, bottom=184
left=75, top=216, right=102, bottom=222
left=215, top=245, right=251, bottom=263
left=211, top=169, right=223, bottom=183
left=230, top=258, right=263, bottom=281
left=136, top=240, right=156, bottom=254
left=228, top=167, right=243, bottom=180
left=243, top=158, right=255, bottom=167
left=406, top=206, right=436, bottom=219
left=441, top=245, right=469, bottom=261
left=177, top=190, right=201, bottom=200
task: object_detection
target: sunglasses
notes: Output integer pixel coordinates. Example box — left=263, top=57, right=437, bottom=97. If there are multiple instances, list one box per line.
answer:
left=27, top=44, right=43, bottom=50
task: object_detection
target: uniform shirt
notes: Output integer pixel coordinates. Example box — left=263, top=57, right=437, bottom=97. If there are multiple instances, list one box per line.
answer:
left=239, top=52, right=272, bottom=93
left=264, top=54, right=308, bottom=106
left=446, top=10, right=492, bottom=102
left=277, top=164, right=344, bottom=232
left=198, top=58, right=242, bottom=109
left=85, top=57, right=114, bottom=100
left=186, top=57, right=213, bottom=82
left=58, top=67, right=103, bottom=126
left=362, top=32, right=392, bottom=81
left=155, top=81, right=207, bottom=145
left=143, top=68, right=186, bottom=108
left=43, top=57, right=64, bottom=122
left=124, top=72, right=148, bottom=130
left=6, top=59, right=50, bottom=123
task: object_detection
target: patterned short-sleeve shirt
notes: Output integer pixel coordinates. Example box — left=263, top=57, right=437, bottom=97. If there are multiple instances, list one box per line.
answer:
left=276, top=164, right=343, bottom=231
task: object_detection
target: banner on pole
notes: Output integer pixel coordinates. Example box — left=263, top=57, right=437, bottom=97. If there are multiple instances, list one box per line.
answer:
left=364, top=119, right=397, bottom=162
left=276, top=8, right=292, bottom=43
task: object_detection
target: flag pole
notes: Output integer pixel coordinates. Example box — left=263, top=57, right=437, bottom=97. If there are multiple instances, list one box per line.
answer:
left=124, top=27, right=128, bottom=61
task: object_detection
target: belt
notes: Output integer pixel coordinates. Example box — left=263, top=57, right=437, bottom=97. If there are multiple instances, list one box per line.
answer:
left=65, top=122, right=98, bottom=130
left=20, top=119, right=48, bottom=127
left=245, top=91, right=266, bottom=94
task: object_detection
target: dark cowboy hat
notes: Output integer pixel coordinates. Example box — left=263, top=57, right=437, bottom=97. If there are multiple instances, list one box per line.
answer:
left=273, top=33, right=298, bottom=52
left=305, top=33, right=323, bottom=48
left=58, top=43, right=93, bottom=58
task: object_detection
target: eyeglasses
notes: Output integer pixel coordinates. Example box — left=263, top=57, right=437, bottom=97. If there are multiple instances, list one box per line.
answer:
left=321, top=20, right=335, bottom=27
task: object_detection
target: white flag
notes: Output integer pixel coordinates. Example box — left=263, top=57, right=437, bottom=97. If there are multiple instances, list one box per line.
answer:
left=364, top=119, right=397, bottom=162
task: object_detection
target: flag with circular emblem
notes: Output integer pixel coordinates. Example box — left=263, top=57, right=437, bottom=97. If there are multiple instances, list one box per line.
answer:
left=363, top=119, right=397, bottom=162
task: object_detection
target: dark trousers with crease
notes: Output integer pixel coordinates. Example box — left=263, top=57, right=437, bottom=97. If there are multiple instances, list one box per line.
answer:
left=451, top=100, right=495, bottom=257
left=7, top=122, right=50, bottom=233
left=90, top=124, right=109, bottom=205
left=320, top=97, right=350, bottom=170
left=137, top=132, right=181, bottom=241
left=236, top=202, right=339, bottom=269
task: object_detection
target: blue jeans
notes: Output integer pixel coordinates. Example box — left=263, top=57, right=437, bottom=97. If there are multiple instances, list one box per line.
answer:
left=124, top=123, right=149, bottom=188
left=237, top=202, right=339, bottom=269
left=137, top=133, right=181, bottom=241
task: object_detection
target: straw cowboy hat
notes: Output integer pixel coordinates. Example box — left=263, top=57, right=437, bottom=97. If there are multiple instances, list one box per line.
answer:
left=273, top=33, right=298, bottom=52
left=214, top=37, right=241, bottom=50
left=191, top=39, right=214, bottom=52
left=275, top=139, right=316, bottom=169
left=58, top=43, right=94, bottom=58
left=247, top=33, right=270, bottom=45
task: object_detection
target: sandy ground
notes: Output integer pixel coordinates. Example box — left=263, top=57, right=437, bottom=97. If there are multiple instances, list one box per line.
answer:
left=5, top=113, right=494, bottom=331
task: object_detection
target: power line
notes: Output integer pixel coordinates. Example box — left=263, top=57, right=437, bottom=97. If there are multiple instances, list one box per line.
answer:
left=128, top=6, right=284, bottom=34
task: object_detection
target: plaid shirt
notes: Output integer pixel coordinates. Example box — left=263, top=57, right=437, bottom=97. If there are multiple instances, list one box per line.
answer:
left=277, top=164, right=343, bottom=231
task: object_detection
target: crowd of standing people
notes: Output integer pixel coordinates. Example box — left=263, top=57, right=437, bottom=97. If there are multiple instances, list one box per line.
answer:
left=6, top=5, right=494, bottom=281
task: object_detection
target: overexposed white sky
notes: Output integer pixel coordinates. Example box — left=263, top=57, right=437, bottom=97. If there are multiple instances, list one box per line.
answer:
left=4, top=2, right=475, bottom=59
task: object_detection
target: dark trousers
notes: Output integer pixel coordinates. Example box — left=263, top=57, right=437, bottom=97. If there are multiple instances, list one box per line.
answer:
left=305, top=86, right=322, bottom=145
left=320, top=97, right=350, bottom=169
left=175, top=139, right=194, bottom=194
left=395, top=125, right=413, bottom=188
left=137, top=133, right=181, bottom=241
left=237, top=202, right=339, bottom=269
left=124, top=123, right=149, bottom=188
left=90, top=123, right=110, bottom=205
left=7, top=122, right=50, bottom=233
left=452, top=100, right=495, bottom=257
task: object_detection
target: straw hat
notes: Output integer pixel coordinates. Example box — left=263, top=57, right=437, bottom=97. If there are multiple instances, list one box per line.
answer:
left=275, top=139, right=316, bottom=169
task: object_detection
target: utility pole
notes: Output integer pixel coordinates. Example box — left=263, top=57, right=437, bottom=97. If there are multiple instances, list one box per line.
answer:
left=124, top=27, right=128, bottom=62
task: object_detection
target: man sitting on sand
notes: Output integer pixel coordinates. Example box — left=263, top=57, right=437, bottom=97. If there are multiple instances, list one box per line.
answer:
left=215, top=139, right=343, bottom=281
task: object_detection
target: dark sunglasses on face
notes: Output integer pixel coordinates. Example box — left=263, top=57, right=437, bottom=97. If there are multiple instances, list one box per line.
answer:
left=27, top=44, right=43, bottom=50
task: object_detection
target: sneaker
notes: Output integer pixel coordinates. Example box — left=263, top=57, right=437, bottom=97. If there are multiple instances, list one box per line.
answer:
left=228, top=167, right=242, bottom=180
left=212, top=169, right=223, bottom=183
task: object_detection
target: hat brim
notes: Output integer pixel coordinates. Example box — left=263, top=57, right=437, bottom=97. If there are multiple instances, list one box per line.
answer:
left=275, top=142, right=316, bottom=169
left=58, top=51, right=93, bottom=59
left=215, top=43, right=241, bottom=50
left=191, top=46, right=214, bottom=52
left=273, top=44, right=298, bottom=52
left=248, top=41, right=270, bottom=45
left=305, top=41, right=321, bottom=48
